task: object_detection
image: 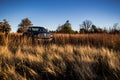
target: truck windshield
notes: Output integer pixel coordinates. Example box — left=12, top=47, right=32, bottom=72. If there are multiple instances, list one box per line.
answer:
left=31, top=27, right=47, bottom=32
left=31, top=28, right=39, bottom=31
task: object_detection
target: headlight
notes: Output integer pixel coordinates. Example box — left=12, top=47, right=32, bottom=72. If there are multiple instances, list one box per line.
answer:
left=44, top=33, right=47, bottom=37
left=50, top=34, right=53, bottom=38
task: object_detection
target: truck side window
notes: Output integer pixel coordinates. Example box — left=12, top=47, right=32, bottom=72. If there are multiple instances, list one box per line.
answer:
left=28, top=28, right=31, bottom=31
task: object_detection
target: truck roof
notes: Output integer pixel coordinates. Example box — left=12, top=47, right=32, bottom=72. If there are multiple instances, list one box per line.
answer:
left=29, top=26, right=45, bottom=28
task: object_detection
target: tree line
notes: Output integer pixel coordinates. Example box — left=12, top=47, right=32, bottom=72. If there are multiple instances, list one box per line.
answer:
left=0, top=18, right=120, bottom=34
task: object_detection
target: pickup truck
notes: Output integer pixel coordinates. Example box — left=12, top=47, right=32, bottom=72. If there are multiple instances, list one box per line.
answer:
left=23, top=26, right=53, bottom=41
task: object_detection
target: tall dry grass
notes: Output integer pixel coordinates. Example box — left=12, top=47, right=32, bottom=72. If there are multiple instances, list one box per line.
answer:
left=52, top=33, right=120, bottom=50
left=0, top=44, right=120, bottom=80
left=1, top=33, right=120, bottom=50
left=0, top=33, right=120, bottom=80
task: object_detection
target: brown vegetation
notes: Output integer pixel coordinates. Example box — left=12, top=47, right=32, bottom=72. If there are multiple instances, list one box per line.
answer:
left=0, top=33, right=120, bottom=80
left=1, top=33, right=120, bottom=50
left=52, top=33, right=120, bottom=51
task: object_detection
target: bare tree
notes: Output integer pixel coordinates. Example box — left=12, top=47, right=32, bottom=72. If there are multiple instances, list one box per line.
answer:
left=80, top=20, right=92, bottom=33
left=111, top=23, right=120, bottom=34
left=113, top=23, right=119, bottom=30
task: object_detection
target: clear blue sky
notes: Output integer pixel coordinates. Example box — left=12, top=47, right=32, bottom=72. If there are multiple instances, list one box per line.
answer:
left=0, top=0, right=120, bottom=32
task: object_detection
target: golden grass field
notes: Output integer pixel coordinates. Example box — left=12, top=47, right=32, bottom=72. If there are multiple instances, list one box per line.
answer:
left=0, top=33, right=120, bottom=80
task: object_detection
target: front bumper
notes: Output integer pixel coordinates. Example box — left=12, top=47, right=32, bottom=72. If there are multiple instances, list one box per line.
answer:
left=33, top=34, right=53, bottom=41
